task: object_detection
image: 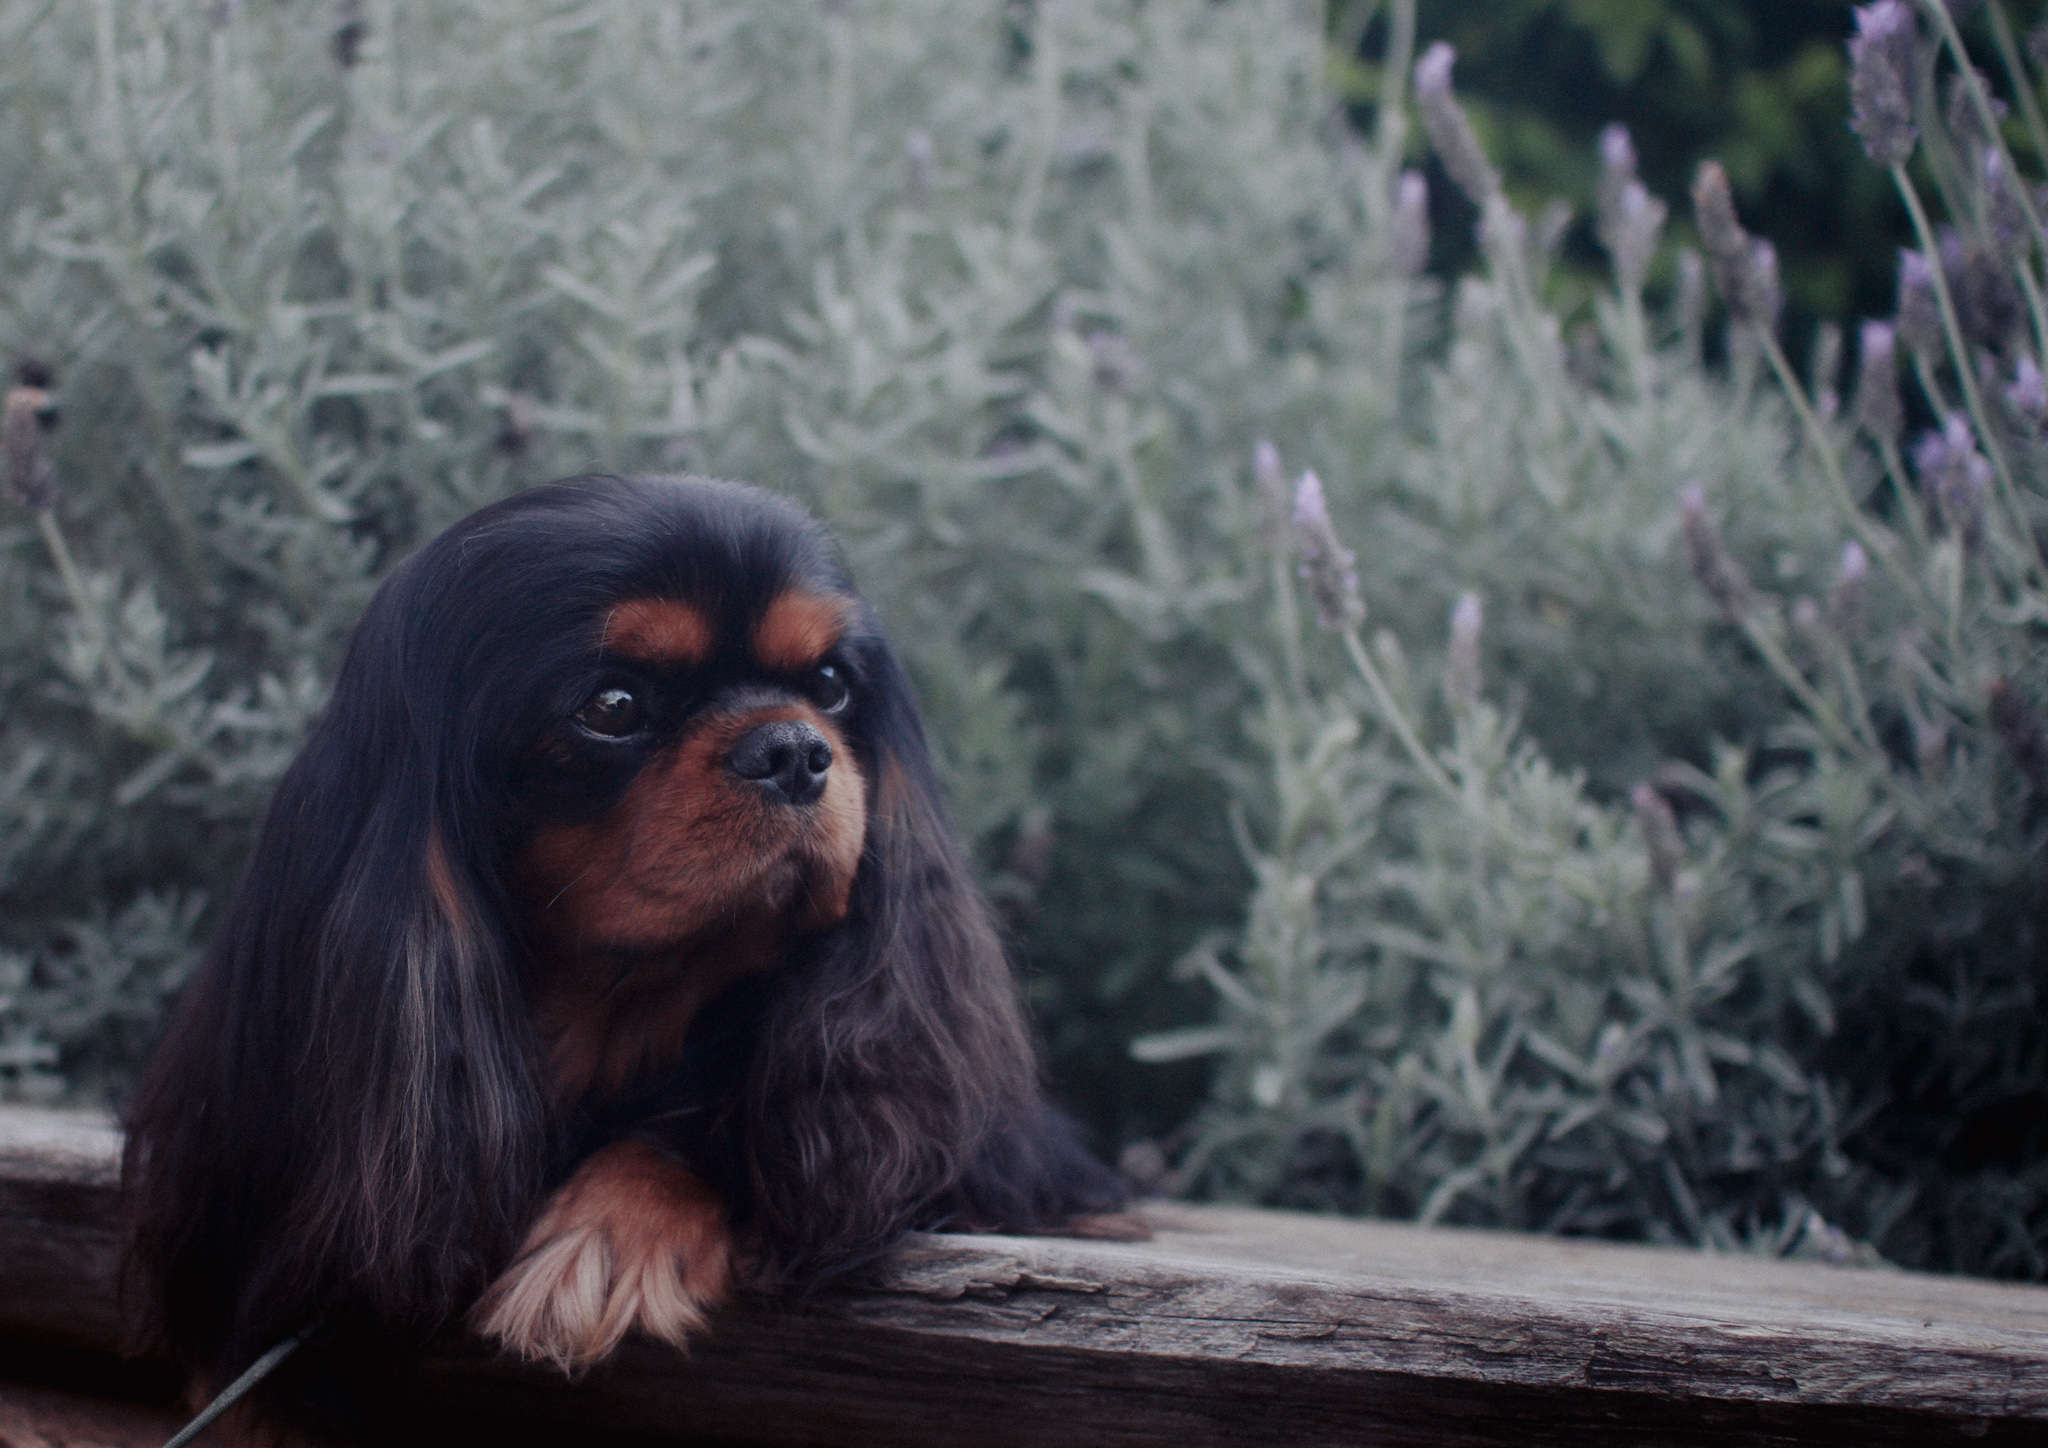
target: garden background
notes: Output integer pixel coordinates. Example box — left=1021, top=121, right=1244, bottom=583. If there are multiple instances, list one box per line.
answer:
left=4, top=0, right=2046, bottom=1281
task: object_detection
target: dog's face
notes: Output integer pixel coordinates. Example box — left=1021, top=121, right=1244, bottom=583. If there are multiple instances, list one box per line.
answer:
left=513, top=588, right=871, bottom=953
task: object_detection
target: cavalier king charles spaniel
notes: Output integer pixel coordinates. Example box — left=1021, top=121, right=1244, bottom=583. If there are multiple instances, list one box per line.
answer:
left=122, top=475, right=1125, bottom=1429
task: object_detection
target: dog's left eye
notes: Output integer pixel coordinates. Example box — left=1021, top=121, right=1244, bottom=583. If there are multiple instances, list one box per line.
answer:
left=573, top=686, right=646, bottom=739
left=807, top=663, right=850, bottom=714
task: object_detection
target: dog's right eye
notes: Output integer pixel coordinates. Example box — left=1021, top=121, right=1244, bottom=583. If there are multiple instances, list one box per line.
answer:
left=573, top=686, right=646, bottom=739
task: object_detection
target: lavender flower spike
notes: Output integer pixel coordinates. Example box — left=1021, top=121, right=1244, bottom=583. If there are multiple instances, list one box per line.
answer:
left=2008, top=355, right=2048, bottom=428
left=1848, top=2, right=1919, bottom=167
left=1414, top=43, right=1501, bottom=208
left=1253, top=439, right=1289, bottom=545
left=1854, top=320, right=1904, bottom=446
left=1444, top=593, right=1483, bottom=714
left=1830, top=540, right=1870, bottom=631
left=1631, top=783, right=1684, bottom=896
left=1679, top=483, right=1755, bottom=621
left=1392, top=170, right=1431, bottom=278
left=1292, top=470, right=1365, bottom=630
left=1691, top=163, right=1775, bottom=328
left=1895, top=250, right=1943, bottom=357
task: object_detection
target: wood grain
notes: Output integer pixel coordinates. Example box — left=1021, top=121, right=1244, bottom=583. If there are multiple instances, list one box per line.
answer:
left=4, top=1105, right=2045, bottom=1446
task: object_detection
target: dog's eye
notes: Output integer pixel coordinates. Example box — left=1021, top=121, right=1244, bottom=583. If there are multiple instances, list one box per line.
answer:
left=573, top=686, right=646, bottom=739
left=807, top=663, right=850, bottom=714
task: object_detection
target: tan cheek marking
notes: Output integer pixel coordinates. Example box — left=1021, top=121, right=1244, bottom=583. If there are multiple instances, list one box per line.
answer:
left=797, top=719, right=867, bottom=931
left=603, top=597, right=715, bottom=666
left=521, top=719, right=768, bottom=950
left=751, top=591, right=853, bottom=671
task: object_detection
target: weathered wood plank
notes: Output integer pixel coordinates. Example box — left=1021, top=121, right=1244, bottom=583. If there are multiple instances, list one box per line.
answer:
left=3, top=1104, right=2045, bottom=1446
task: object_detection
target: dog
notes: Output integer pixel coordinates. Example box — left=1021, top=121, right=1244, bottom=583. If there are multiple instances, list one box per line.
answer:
left=122, top=475, right=1126, bottom=1428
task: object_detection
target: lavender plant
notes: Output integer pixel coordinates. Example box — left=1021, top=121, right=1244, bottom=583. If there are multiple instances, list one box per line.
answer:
left=1143, top=2, right=2048, bottom=1278
left=3, top=0, right=2045, bottom=1279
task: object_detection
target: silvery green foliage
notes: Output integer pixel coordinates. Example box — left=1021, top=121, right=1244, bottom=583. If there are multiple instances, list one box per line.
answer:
left=1143, top=4, right=2048, bottom=1279
left=0, top=0, right=1394, bottom=1119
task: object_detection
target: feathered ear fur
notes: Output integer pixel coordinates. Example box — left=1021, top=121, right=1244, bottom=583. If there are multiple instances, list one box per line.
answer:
left=737, top=631, right=1118, bottom=1283
left=122, top=563, right=545, bottom=1384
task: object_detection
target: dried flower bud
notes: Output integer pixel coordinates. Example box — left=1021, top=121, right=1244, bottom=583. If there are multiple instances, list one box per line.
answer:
left=1896, top=250, right=1943, bottom=357
left=1392, top=170, right=1431, bottom=277
left=1444, top=592, right=1483, bottom=715
left=1414, top=44, right=1501, bottom=208
left=1631, top=782, right=1684, bottom=895
left=2, top=385, right=56, bottom=510
left=1853, top=321, right=1903, bottom=445
left=1691, top=162, right=1777, bottom=330
left=1989, top=679, right=2048, bottom=791
left=1292, top=470, right=1364, bottom=630
left=1679, top=483, right=1755, bottom=620
left=1849, top=2, right=1920, bottom=167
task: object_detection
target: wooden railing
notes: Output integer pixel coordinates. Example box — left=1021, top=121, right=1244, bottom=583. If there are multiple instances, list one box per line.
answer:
left=3, top=1104, right=2045, bottom=1446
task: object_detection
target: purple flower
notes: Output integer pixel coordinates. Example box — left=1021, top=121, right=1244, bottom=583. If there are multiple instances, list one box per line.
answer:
left=1679, top=484, right=1755, bottom=621
left=1830, top=540, right=1870, bottom=630
left=1392, top=170, right=1431, bottom=278
left=1983, top=149, right=2028, bottom=257
left=1444, top=593, right=1483, bottom=714
left=1253, top=439, right=1288, bottom=545
left=1292, top=471, right=1364, bottom=630
left=1854, top=320, right=1903, bottom=445
left=1896, top=250, right=1943, bottom=357
left=1414, top=44, right=1500, bottom=208
left=1601, top=176, right=1665, bottom=295
left=1848, top=2, right=1919, bottom=167
left=2007, top=355, right=2047, bottom=426
left=1914, top=413, right=1991, bottom=549
left=1631, top=783, right=1684, bottom=895
left=1691, top=163, right=1777, bottom=329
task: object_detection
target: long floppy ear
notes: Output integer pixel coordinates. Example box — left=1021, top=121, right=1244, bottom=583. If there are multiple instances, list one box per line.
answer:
left=122, top=583, right=545, bottom=1384
left=738, top=632, right=1112, bottom=1283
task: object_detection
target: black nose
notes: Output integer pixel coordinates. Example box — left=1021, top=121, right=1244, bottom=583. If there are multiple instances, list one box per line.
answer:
left=728, top=719, right=833, bottom=805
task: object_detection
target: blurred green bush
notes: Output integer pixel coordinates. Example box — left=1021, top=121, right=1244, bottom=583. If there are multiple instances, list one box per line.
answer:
left=2, top=0, right=2045, bottom=1279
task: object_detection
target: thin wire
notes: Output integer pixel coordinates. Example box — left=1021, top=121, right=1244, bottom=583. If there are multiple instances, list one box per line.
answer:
left=161, top=1328, right=310, bottom=1448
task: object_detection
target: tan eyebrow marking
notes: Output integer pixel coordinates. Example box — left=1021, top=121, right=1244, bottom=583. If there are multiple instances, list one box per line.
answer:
left=751, top=591, right=853, bottom=672
left=602, top=598, right=715, bottom=666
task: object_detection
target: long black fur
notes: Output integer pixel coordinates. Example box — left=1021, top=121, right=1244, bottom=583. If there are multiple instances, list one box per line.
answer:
left=122, top=475, right=1123, bottom=1423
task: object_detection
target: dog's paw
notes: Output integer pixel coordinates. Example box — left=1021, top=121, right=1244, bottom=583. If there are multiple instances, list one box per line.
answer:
left=471, top=1140, right=733, bottom=1373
